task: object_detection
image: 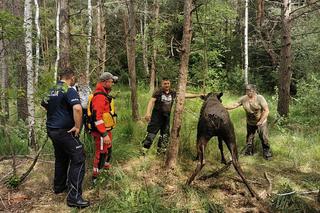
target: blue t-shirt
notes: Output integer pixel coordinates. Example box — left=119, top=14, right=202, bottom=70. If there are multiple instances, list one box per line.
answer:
left=42, top=81, right=81, bottom=129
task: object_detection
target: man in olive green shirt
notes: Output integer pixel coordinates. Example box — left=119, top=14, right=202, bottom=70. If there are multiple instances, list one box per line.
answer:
left=225, top=84, right=272, bottom=160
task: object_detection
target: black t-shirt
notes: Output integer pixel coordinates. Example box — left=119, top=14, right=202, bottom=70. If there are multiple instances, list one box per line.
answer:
left=42, top=81, right=81, bottom=129
left=152, top=89, right=176, bottom=114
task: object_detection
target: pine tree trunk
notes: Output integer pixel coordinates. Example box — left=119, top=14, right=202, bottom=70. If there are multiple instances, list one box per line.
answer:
left=86, top=0, right=92, bottom=83
left=149, top=0, right=159, bottom=94
left=96, top=0, right=107, bottom=74
left=124, top=0, right=140, bottom=121
left=165, top=0, right=194, bottom=169
left=277, top=0, right=292, bottom=117
left=59, top=0, right=70, bottom=70
left=24, top=0, right=36, bottom=149
left=54, top=1, right=60, bottom=81
left=11, top=0, right=28, bottom=121
left=34, top=0, right=40, bottom=85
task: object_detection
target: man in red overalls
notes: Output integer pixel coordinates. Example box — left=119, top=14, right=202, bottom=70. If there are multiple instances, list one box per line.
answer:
left=90, top=72, right=118, bottom=183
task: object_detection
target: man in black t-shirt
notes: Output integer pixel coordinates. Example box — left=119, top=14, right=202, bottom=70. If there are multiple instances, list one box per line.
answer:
left=41, top=69, right=89, bottom=208
left=142, top=78, right=202, bottom=154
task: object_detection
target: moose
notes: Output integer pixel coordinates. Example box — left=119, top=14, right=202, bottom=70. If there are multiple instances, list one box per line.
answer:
left=186, top=92, right=258, bottom=198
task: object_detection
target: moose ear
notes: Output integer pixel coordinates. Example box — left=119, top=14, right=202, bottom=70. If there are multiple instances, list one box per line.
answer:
left=218, top=92, right=223, bottom=99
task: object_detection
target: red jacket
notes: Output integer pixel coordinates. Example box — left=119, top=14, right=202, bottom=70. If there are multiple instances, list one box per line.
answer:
left=92, top=82, right=111, bottom=137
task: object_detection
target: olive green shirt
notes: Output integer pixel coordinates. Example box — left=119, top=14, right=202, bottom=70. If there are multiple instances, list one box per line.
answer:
left=237, top=95, right=268, bottom=125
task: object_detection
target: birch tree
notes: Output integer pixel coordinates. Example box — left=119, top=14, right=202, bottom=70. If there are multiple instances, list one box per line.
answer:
left=34, top=0, right=40, bottom=85
left=165, top=0, right=194, bottom=169
left=86, top=0, right=92, bottom=82
left=24, top=0, right=36, bottom=149
left=54, top=1, right=60, bottom=81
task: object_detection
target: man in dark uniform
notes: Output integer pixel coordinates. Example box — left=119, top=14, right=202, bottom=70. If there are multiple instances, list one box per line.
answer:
left=41, top=69, right=90, bottom=208
left=142, top=78, right=201, bottom=154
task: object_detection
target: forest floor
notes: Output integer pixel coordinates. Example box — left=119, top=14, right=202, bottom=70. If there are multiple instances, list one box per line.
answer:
left=0, top=90, right=320, bottom=212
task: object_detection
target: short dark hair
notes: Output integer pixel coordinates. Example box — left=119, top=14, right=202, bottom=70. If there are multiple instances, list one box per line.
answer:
left=162, top=77, right=170, bottom=82
left=59, top=68, right=75, bottom=80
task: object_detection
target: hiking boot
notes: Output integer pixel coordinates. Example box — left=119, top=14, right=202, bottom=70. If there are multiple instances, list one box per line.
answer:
left=244, top=144, right=253, bottom=156
left=67, top=197, right=90, bottom=208
left=263, top=149, right=272, bottom=160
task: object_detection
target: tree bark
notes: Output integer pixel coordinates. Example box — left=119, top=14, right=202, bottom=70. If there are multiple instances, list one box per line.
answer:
left=141, top=0, right=149, bottom=76
left=124, top=0, right=140, bottom=121
left=244, top=0, right=249, bottom=85
left=59, top=0, right=70, bottom=71
left=86, top=0, right=93, bottom=83
left=34, top=0, right=40, bottom=85
left=256, top=0, right=265, bottom=27
left=96, top=0, right=107, bottom=74
left=149, top=0, right=160, bottom=94
left=165, top=0, right=194, bottom=169
left=277, top=0, right=292, bottom=117
left=11, top=0, right=28, bottom=121
left=0, top=39, right=9, bottom=124
left=24, top=0, right=36, bottom=149
left=54, top=1, right=60, bottom=81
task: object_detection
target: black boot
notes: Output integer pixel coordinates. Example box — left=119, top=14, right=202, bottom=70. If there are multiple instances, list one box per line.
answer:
left=263, top=149, right=272, bottom=160
left=67, top=197, right=90, bottom=208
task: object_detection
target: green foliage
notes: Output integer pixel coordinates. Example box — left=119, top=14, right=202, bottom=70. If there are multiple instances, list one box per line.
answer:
left=6, top=175, right=20, bottom=189
left=271, top=184, right=317, bottom=213
left=289, top=74, right=320, bottom=128
left=0, top=11, right=23, bottom=40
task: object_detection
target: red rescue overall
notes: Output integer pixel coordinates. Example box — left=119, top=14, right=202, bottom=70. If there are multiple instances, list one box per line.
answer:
left=91, top=82, right=113, bottom=178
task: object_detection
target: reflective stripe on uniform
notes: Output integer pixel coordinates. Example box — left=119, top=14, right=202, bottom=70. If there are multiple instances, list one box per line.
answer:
left=95, top=120, right=104, bottom=126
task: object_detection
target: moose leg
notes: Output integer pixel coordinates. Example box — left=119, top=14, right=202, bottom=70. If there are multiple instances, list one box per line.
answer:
left=218, top=136, right=227, bottom=165
left=226, top=141, right=259, bottom=199
left=186, top=137, right=208, bottom=185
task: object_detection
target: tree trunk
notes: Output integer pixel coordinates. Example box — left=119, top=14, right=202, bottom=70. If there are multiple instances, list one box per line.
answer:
left=34, top=0, right=40, bottom=85
left=256, top=0, right=265, bottom=27
left=165, top=0, right=194, bottom=169
left=96, top=0, right=107, bottom=74
left=149, top=0, right=160, bottom=94
left=86, top=0, right=92, bottom=83
left=0, top=39, right=9, bottom=124
left=124, top=0, right=140, bottom=121
left=24, top=0, right=36, bottom=149
left=59, top=0, right=70, bottom=70
left=54, top=1, right=60, bottom=81
left=141, top=0, right=149, bottom=76
left=11, top=0, right=28, bottom=121
left=244, top=0, right=249, bottom=85
left=277, top=0, right=292, bottom=117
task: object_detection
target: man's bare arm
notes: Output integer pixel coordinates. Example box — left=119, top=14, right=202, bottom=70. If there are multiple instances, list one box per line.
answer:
left=68, top=104, right=82, bottom=136
left=185, top=92, right=204, bottom=99
left=257, top=105, right=269, bottom=125
left=224, top=102, right=242, bottom=110
left=145, top=98, right=156, bottom=121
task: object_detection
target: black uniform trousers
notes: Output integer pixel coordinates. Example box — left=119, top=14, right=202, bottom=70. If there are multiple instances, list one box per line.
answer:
left=142, top=110, right=170, bottom=150
left=47, top=128, right=85, bottom=202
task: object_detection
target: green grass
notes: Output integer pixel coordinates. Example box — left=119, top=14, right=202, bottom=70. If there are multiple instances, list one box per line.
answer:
left=1, top=86, right=319, bottom=212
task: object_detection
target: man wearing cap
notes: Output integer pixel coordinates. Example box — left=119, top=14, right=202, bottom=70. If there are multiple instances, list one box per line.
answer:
left=41, top=68, right=90, bottom=208
left=225, top=84, right=272, bottom=160
left=90, top=72, right=118, bottom=182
